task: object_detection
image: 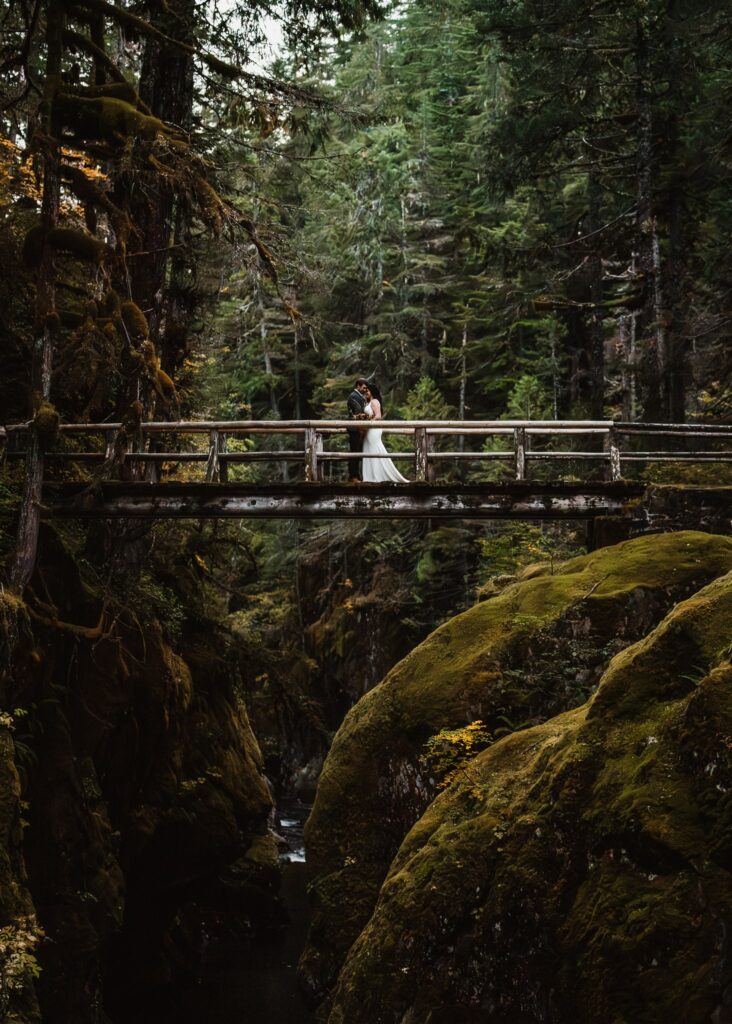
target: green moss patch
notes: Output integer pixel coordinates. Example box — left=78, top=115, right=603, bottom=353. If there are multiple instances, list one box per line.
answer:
left=326, top=569, right=732, bottom=1024
left=302, top=532, right=732, bottom=1003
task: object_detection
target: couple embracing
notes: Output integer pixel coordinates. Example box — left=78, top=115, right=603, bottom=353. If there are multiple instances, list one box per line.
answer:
left=346, top=378, right=408, bottom=484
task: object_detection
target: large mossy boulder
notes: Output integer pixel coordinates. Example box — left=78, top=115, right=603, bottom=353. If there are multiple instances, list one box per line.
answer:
left=302, top=532, right=732, bottom=1002
left=326, top=568, right=732, bottom=1024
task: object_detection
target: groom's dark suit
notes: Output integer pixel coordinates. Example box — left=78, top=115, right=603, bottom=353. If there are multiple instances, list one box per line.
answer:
left=347, top=388, right=366, bottom=480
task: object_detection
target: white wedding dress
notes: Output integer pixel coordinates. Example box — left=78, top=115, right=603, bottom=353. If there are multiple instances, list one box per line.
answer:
left=362, top=402, right=409, bottom=483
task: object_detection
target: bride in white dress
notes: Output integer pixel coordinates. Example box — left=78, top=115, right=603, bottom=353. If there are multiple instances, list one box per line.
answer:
left=361, top=383, right=409, bottom=483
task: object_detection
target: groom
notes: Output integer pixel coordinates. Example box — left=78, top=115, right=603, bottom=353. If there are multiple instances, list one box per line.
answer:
left=346, top=378, right=370, bottom=481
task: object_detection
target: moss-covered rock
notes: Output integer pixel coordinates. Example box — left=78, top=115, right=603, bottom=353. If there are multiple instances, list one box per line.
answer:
left=4, top=526, right=273, bottom=1021
left=0, top=728, right=41, bottom=1023
left=302, top=532, right=732, bottom=1003
left=327, top=568, right=732, bottom=1024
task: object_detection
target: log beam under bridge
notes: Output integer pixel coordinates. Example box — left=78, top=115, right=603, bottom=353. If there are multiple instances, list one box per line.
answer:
left=43, top=481, right=648, bottom=520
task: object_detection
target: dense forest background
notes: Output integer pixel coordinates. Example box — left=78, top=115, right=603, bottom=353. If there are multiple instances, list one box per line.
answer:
left=2, top=0, right=732, bottom=782
left=2, top=0, right=732, bottom=1019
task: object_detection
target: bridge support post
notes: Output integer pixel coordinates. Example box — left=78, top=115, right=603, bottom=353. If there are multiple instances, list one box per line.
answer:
left=514, top=426, right=526, bottom=480
left=206, top=429, right=225, bottom=483
left=218, top=433, right=228, bottom=483
left=604, top=426, right=621, bottom=481
left=415, top=427, right=434, bottom=482
left=130, top=425, right=144, bottom=481
left=305, top=428, right=323, bottom=482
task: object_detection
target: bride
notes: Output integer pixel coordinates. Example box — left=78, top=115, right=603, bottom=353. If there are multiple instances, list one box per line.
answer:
left=361, top=382, right=409, bottom=483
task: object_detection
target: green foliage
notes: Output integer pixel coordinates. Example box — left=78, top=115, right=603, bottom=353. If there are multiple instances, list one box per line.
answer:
left=399, top=377, right=454, bottom=420
left=477, top=523, right=582, bottom=583
left=0, top=917, right=43, bottom=1015
left=123, top=571, right=186, bottom=644
left=420, top=720, right=492, bottom=789
left=504, top=374, right=552, bottom=421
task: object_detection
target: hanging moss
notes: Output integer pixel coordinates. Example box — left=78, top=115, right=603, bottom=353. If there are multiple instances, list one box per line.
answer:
left=46, top=227, right=112, bottom=264
left=110, top=211, right=134, bottom=252
left=140, top=341, right=178, bottom=410
left=120, top=301, right=148, bottom=341
left=141, top=339, right=159, bottom=375
left=72, top=81, right=141, bottom=107
left=193, top=175, right=224, bottom=232
left=155, top=367, right=177, bottom=407
left=120, top=400, right=143, bottom=436
left=61, top=166, right=134, bottom=254
left=55, top=94, right=176, bottom=148
left=98, top=290, right=121, bottom=317
left=120, top=347, right=145, bottom=377
left=32, top=393, right=60, bottom=449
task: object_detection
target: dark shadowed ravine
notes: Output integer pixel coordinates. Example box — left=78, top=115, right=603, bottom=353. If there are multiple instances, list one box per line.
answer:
left=124, top=803, right=315, bottom=1024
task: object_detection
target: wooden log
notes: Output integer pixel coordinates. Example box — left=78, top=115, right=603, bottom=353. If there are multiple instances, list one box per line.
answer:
left=319, top=452, right=415, bottom=460
left=6, top=451, right=307, bottom=462
left=16, top=417, right=732, bottom=441
left=218, top=433, right=228, bottom=483
left=145, top=436, right=162, bottom=484
left=620, top=454, right=732, bottom=462
left=305, top=427, right=322, bottom=482
left=14, top=417, right=618, bottom=434
left=205, top=429, right=221, bottom=482
left=514, top=426, right=526, bottom=481
left=525, top=452, right=610, bottom=460
left=428, top=452, right=514, bottom=460
left=222, top=452, right=304, bottom=462
left=415, top=427, right=428, bottom=481
left=615, top=430, right=732, bottom=439
left=426, top=432, right=436, bottom=483
left=25, top=449, right=732, bottom=465
left=604, top=426, right=622, bottom=482
left=44, top=481, right=646, bottom=521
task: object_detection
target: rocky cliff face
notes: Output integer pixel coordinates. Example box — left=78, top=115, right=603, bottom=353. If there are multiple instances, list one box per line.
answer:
left=0, top=526, right=275, bottom=1023
left=236, top=520, right=487, bottom=800
left=326, top=566, right=732, bottom=1023
left=302, top=532, right=732, bottom=1015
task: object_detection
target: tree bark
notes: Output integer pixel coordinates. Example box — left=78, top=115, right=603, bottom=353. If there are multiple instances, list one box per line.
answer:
left=587, top=164, right=605, bottom=419
left=635, top=19, right=664, bottom=421
left=129, top=0, right=194, bottom=352
left=11, top=0, right=64, bottom=590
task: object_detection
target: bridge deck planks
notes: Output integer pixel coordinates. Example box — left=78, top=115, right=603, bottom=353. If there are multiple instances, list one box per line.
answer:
left=43, top=481, right=647, bottom=520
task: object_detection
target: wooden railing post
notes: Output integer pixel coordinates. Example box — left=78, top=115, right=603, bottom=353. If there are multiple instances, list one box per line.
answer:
left=415, top=427, right=428, bottom=481
left=305, top=427, right=322, bottom=481
left=604, top=425, right=621, bottom=481
left=514, top=426, right=526, bottom=480
left=145, top=427, right=161, bottom=484
left=130, top=424, right=143, bottom=480
left=218, top=432, right=228, bottom=483
left=206, top=429, right=220, bottom=482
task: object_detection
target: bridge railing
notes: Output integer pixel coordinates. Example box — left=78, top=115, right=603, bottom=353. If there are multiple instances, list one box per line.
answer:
left=3, top=419, right=732, bottom=484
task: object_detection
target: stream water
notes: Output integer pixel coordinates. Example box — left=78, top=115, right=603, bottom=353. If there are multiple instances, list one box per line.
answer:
left=126, top=801, right=315, bottom=1024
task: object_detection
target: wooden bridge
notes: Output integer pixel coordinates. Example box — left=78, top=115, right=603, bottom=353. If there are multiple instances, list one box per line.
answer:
left=2, top=418, right=732, bottom=520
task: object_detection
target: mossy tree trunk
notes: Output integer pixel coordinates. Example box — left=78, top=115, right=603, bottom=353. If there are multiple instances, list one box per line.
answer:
left=11, top=0, right=64, bottom=591
left=129, top=0, right=195, bottom=359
